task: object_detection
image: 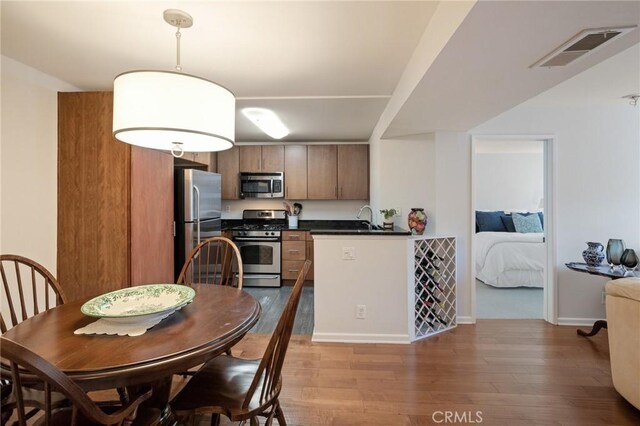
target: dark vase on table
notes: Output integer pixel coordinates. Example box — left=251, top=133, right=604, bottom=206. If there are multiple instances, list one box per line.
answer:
left=606, top=239, right=625, bottom=271
left=620, top=249, right=639, bottom=271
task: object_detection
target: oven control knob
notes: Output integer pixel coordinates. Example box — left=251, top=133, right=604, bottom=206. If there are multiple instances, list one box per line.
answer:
left=270, top=232, right=275, bottom=236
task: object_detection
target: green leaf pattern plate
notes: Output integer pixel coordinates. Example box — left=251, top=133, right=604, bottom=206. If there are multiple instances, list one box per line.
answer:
left=81, top=284, right=196, bottom=319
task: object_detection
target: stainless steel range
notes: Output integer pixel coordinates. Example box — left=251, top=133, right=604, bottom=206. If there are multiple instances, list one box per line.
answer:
left=232, top=210, right=287, bottom=287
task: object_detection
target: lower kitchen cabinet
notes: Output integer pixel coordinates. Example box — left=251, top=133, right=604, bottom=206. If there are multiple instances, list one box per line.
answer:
left=282, top=231, right=314, bottom=282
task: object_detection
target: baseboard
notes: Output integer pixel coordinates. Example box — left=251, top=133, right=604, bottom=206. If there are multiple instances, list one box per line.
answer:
left=557, top=317, right=604, bottom=326
left=311, top=332, right=410, bottom=344
left=457, top=316, right=475, bottom=324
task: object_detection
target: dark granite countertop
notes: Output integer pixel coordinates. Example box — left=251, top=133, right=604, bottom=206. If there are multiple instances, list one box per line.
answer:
left=221, top=219, right=410, bottom=235
left=309, top=228, right=411, bottom=236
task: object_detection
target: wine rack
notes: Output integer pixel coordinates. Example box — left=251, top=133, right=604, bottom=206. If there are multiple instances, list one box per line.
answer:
left=413, top=237, right=456, bottom=340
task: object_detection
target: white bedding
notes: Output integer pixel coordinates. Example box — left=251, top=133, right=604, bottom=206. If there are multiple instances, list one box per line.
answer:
left=475, top=232, right=545, bottom=288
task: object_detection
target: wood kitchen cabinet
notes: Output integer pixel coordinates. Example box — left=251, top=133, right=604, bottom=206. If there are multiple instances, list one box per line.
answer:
left=239, top=146, right=261, bottom=172
left=284, top=145, right=308, bottom=199
left=307, top=145, right=338, bottom=199
left=239, top=145, right=284, bottom=172
left=220, top=143, right=367, bottom=201
left=337, top=144, right=369, bottom=200
left=217, top=146, right=240, bottom=199
left=175, top=152, right=217, bottom=172
left=58, top=91, right=174, bottom=301
left=282, top=231, right=313, bottom=282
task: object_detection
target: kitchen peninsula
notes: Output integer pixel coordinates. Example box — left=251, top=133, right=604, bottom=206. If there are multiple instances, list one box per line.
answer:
left=312, top=233, right=457, bottom=344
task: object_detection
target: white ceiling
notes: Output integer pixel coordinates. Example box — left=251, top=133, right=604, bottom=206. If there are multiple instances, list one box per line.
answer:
left=383, top=0, right=640, bottom=139
left=0, top=1, right=436, bottom=142
left=2, top=1, right=639, bottom=143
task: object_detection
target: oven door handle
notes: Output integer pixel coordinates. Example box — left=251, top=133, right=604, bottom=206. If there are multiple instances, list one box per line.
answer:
left=234, top=237, right=281, bottom=242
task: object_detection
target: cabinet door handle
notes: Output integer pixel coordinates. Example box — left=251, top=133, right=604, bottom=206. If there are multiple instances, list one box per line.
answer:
left=288, top=250, right=300, bottom=254
left=290, top=235, right=300, bottom=240
left=288, top=269, right=300, bottom=273
left=286, top=186, right=289, bottom=198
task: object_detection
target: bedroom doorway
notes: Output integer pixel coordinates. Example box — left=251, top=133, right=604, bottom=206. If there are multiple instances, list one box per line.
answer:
left=471, top=136, right=554, bottom=321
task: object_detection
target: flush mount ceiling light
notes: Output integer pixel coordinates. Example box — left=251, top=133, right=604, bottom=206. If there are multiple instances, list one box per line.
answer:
left=113, top=9, right=235, bottom=157
left=242, top=108, right=290, bottom=140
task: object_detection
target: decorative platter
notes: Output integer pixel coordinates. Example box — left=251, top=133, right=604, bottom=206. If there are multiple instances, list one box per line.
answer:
left=81, top=284, right=196, bottom=320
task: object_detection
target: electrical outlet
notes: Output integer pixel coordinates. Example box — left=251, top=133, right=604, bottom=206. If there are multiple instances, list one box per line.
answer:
left=356, top=304, right=366, bottom=319
left=224, top=205, right=231, bottom=213
left=342, top=247, right=356, bottom=260
left=394, top=208, right=402, bottom=217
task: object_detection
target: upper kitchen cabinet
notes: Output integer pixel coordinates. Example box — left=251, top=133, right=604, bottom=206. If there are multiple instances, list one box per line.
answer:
left=307, top=145, right=338, bottom=199
left=337, top=145, right=369, bottom=200
left=284, top=145, right=308, bottom=199
left=239, top=145, right=284, bottom=172
left=58, top=92, right=174, bottom=301
left=217, top=146, right=240, bottom=199
left=175, top=152, right=217, bottom=173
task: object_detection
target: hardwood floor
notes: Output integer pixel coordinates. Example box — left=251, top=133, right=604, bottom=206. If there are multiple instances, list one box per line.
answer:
left=244, top=286, right=314, bottom=335
left=179, top=320, right=640, bottom=425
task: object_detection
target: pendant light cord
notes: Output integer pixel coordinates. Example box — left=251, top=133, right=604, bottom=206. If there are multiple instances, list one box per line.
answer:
left=175, top=27, right=182, bottom=72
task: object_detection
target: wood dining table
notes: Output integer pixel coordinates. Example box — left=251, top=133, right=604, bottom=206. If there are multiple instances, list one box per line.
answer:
left=1, top=284, right=260, bottom=423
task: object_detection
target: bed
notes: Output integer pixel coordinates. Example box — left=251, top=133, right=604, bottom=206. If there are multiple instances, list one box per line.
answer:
left=474, top=232, right=546, bottom=288
left=475, top=231, right=545, bottom=288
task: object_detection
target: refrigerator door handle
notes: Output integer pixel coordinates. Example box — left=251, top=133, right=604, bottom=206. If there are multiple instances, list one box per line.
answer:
left=193, top=184, right=201, bottom=257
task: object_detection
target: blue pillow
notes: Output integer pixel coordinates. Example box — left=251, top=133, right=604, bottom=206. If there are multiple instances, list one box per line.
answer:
left=500, top=215, right=516, bottom=232
left=512, top=213, right=543, bottom=233
left=476, top=211, right=506, bottom=232
left=501, top=212, right=544, bottom=232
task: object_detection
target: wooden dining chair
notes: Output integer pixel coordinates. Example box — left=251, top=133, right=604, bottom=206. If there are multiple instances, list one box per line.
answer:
left=0, top=336, right=160, bottom=426
left=177, top=237, right=243, bottom=289
left=1, top=254, right=69, bottom=425
left=171, top=260, right=312, bottom=426
left=0, top=255, right=67, bottom=333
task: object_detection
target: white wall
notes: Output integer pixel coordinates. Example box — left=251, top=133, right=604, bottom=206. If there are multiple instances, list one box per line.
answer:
left=0, top=56, right=78, bottom=272
left=474, top=148, right=544, bottom=212
left=433, top=132, right=473, bottom=321
left=369, top=136, right=436, bottom=233
left=313, top=234, right=411, bottom=343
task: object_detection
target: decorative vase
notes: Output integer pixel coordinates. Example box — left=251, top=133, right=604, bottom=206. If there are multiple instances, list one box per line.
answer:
left=582, top=242, right=605, bottom=267
left=620, top=249, right=639, bottom=271
left=408, top=208, right=427, bottom=235
left=606, top=239, right=625, bottom=269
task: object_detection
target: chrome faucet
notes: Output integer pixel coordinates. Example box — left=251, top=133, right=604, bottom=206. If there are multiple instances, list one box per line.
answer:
left=357, top=205, right=374, bottom=230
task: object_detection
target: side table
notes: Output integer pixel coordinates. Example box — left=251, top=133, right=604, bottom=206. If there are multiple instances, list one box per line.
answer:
left=565, top=262, right=640, bottom=337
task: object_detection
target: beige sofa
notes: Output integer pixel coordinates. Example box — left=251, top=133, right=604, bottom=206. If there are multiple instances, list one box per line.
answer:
left=605, top=277, right=640, bottom=409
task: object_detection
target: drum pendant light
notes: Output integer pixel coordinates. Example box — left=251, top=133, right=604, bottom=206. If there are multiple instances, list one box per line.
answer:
left=113, top=9, right=235, bottom=157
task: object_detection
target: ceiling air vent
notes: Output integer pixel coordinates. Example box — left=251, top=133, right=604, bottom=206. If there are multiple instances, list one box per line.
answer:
left=531, top=26, right=636, bottom=68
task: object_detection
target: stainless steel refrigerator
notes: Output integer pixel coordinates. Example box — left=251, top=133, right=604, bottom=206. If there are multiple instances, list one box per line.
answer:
left=174, top=169, right=222, bottom=280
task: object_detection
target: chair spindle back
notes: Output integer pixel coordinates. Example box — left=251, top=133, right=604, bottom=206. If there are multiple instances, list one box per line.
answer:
left=176, top=237, right=243, bottom=289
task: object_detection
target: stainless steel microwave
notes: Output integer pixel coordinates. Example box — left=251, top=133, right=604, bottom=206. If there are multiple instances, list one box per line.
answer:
left=239, top=172, right=284, bottom=198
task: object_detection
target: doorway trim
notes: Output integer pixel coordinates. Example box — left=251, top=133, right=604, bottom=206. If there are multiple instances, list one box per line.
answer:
left=470, top=134, right=557, bottom=324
